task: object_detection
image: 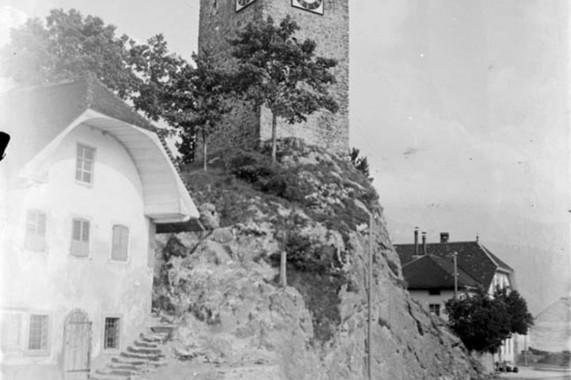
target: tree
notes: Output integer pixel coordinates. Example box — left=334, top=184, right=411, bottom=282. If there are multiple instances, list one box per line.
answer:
left=494, top=288, right=534, bottom=335
left=445, top=287, right=533, bottom=356
left=162, top=52, right=232, bottom=169
left=128, top=34, right=188, bottom=122
left=229, top=16, right=339, bottom=162
left=0, top=9, right=187, bottom=125
left=1, top=9, right=139, bottom=98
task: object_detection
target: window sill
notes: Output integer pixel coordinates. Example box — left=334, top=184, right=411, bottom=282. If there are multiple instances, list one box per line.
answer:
left=24, top=349, right=50, bottom=357
left=109, top=259, right=129, bottom=264
left=74, top=179, right=94, bottom=189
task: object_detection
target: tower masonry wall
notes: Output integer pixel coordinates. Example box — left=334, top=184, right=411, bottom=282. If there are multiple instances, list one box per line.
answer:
left=260, top=0, right=349, bottom=154
left=198, top=0, right=263, bottom=155
left=198, top=0, right=349, bottom=157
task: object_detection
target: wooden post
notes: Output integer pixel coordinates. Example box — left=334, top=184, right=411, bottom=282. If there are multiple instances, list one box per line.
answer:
left=453, top=252, right=458, bottom=299
left=280, top=228, right=287, bottom=287
left=368, top=212, right=373, bottom=380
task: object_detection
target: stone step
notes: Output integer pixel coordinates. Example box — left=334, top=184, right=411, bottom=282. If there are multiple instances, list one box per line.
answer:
left=111, top=356, right=166, bottom=367
left=150, top=325, right=175, bottom=335
left=133, top=340, right=159, bottom=349
left=111, top=357, right=147, bottom=366
left=139, top=332, right=165, bottom=343
left=127, top=346, right=162, bottom=355
left=96, top=368, right=140, bottom=377
left=120, top=351, right=164, bottom=361
left=107, top=363, right=141, bottom=371
left=90, top=376, right=126, bottom=380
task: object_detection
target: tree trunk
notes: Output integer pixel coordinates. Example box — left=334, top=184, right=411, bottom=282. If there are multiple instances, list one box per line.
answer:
left=202, top=124, right=208, bottom=172
left=271, top=112, right=277, bottom=163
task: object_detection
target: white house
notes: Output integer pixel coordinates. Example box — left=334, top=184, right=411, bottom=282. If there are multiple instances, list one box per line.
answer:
left=395, top=231, right=519, bottom=366
left=0, top=77, right=199, bottom=380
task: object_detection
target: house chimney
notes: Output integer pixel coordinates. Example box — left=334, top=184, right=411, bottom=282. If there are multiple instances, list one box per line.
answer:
left=440, top=232, right=449, bottom=243
left=422, top=232, right=427, bottom=255
left=414, top=227, right=419, bottom=256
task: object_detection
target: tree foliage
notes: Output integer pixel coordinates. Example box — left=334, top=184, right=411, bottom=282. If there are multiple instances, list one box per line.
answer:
left=1, top=9, right=139, bottom=98
left=229, top=16, right=339, bottom=162
left=494, top=288, right=534, bottom=335
left=0, top=9, right=189, bottom=121
left=162, top=52, right=232, bottom=168
left=445, top=287, right=533, bottom=355
left=1, top=9, right=229, bottom=162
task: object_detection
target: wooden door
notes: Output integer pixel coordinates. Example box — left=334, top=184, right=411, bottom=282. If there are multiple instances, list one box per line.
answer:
left=63, top=309, right=92, bottom=380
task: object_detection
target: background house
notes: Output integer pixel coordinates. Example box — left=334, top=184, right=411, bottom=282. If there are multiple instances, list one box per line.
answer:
left=395, top=230, right=519, bottom=364
left=530, top=297, right=571, bottom=353
left=0, top=77, right=199, bottom=380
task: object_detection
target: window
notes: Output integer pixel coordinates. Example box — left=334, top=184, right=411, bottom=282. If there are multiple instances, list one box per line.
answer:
left=104, top=317, right=120, bottom=350
left=71, top=218, right=90, bottom=257
left=428, top=289, right=441, bottom=295
left=28, top=314, right=49, bottom=352
left=111, top=225, right=129, bottom=262
left=24, top=210, right=47, bottom=251
left=75, top=144, right=95, bottom=184
left=1, top=312, right=22, bottom=352
left=429, top=304, right=441, bottom=316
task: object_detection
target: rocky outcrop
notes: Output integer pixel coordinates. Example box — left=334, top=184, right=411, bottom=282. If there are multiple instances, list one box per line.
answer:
left=153, top=140, right=483, bottom=380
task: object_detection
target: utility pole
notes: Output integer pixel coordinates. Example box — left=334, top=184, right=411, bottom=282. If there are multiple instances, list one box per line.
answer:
left=453, top=251, right=458, bottom=299
left=367, top=212, right=373, bottom=380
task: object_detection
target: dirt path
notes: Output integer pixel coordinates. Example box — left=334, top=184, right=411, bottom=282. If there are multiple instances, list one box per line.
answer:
left=142, top=358, right=282, bottom=380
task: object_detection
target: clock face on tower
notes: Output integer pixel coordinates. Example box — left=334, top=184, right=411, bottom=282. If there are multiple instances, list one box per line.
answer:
left=292, top=0, right=324, bottom=15
left=236, top=0, right=257, bottom=12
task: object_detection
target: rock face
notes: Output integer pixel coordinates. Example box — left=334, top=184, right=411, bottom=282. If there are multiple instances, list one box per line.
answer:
left=154, top=140, right=482, bottom=380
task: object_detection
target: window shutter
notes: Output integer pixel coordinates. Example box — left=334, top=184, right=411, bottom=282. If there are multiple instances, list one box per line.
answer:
left=72, top=220, right=82, bottom=241
left=82, top=221, right=90, bottom=242
left=25, top=210, right=47, bottom=252
left=111, top=225, right=129, bottom=261
left=71, top=219, right=89, bottom=257
left=0, top=312, right=22, bottom=351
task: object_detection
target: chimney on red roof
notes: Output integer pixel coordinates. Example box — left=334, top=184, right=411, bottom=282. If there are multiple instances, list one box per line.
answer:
left=414, top=227, right=419, bottom=255
left=422, top=232, right=427, bottom=255
left=440, top=232, right=449, bottom=243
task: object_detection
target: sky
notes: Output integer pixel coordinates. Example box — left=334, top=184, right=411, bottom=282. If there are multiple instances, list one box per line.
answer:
left=0, top=0, right=569, bottom=315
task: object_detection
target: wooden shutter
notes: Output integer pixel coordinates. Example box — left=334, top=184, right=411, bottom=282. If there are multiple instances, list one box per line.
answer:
left=71, top=219, right=89, bottom=257
left=111, top=225, right=129, bottom=262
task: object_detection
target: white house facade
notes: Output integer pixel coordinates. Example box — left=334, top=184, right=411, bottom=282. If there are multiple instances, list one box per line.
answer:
left=395, top=231, right=521, bottom=367
left=0, top=78, right=199, bottom=380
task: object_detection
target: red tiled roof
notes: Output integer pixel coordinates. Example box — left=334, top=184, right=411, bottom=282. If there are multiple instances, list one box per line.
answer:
left=395, top=241, right=513, bottom=291
left=402, top=254, right=479, bottom=290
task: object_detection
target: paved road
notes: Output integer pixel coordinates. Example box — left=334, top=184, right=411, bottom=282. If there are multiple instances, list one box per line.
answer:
left=499, top=368, right=571, bottom=380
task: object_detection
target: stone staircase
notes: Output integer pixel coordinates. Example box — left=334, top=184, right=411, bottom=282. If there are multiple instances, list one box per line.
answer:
left=89, top=324, right=175, bottom=380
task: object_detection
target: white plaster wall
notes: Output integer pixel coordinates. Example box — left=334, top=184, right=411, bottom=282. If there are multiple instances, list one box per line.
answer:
left=489, top=272, right=511, bottom=294
left=409, top=289, right=456, bottom=321
left=1, top=123, right=153, bottom=375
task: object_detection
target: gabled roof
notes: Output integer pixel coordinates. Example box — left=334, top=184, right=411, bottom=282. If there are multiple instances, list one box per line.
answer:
left=0, top=76, right=155, bottom=170
left=1, top=77, right=199, bottom=223
left=402, top=255, right=479, bottom=290
left=395, top=241, right=513, bottom=291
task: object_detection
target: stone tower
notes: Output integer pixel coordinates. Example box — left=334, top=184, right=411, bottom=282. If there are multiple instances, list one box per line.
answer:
left=198, top=0, right=349, bottom=154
